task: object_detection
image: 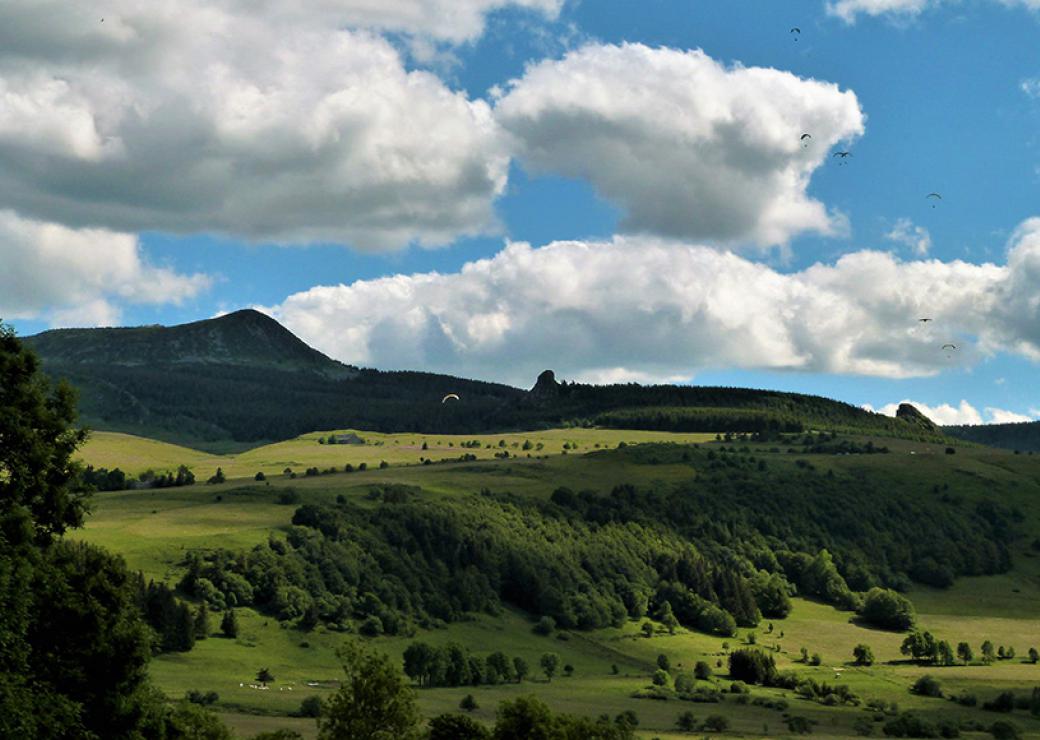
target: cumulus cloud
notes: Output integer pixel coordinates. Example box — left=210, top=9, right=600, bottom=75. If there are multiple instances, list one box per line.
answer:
left=0, top=2, right=515, bottom=250
left=0, top=210, right=210, bottom=326
left=1022, top=78, right=1040, bottom=98
left=262, top=218, right=1040, bottom=385
left=868, top=400, right=1036, bottom=425
left=886, top=218, right=932, bottom=256
left=494, top=43, right=864, bottom=249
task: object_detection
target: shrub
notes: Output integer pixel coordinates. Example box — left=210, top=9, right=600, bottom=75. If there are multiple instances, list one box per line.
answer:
left=459, top=694, right=478, bottom=712
left=990, top=720, right=1021, bottom=740
left=702, top=715, right=729, bottom=732
left=911, top=675, right=942, bottom=698
left=983, top=692, right=1015, bottom=713
left=861, top=588, right=916, bottom=631
left=728, top=648, right=777, bottom=686
left=297, top=696, right=322, bottom=718
left=854, top=644, right=875, bottom=666
left=676, top=710, right=697, bottom=732
left=694, top=661, right=712, bottom=680
left=652, top=669, right=670, bottom=687
left=533, top=616, right=555, bottom=636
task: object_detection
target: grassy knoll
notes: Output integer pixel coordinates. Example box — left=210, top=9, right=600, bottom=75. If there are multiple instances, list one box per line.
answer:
left=75, top=432, right=1040, bottom=738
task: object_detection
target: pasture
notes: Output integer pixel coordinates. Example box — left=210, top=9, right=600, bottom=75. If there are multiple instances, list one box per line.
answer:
left=74, top=430, right=1040, bottom=738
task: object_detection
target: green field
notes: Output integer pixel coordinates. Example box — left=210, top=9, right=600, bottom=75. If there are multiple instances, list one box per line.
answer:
left=78, top=428, right=719, bottom=480
left=75, top=430, right=1040, bottom=739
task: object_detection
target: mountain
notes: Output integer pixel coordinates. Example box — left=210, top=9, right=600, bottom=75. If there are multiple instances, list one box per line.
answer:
left=945, top=421, right=1040, bottom=452
left=26, top=309, right=354, bottom=377
left=24, top=310, right=523, bottom=450
left=25, top=310, right=948, bottom=450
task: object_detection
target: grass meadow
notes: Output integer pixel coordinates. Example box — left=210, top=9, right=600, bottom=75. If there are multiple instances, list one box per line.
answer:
left=74, top=430, right=1040, bottom=738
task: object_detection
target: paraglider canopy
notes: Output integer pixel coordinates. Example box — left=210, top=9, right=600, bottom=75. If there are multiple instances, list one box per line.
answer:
left=941, top=343, right=957, bottom=350
left=927, top=192, right=942, bottom=208
left=441, top=393, right=460, bottom=403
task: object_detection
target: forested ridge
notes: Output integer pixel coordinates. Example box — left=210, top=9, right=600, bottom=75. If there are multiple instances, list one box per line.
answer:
left=945, top=421, right=1040, bottom=452
left=176, top=443, right=1017, bottom=641
left=24, top=311, right=941, bottom=449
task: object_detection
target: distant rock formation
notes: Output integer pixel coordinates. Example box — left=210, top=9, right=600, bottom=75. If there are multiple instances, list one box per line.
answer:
left=529, top=370, right=560, bottom=400
left=896, top=403, right=937, bottom=432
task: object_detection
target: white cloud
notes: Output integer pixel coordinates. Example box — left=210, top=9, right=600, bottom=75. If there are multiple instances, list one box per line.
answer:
left=827, top=0, right=934, bottom=23
left=0, top=210, right=209, bottom=326
left=886, top=218, right=932, bottom=256
left=1022, top=78, right=1040, bottom=98
left=263, top=218, right=1040, bottom=385
left=871, top=399, right=1036, bottom=425
left=0, top=2, right=515, bottom=250
left=828, top=0, right=1040, bottom=23
left=494, top=43, right=864, bottom=249
left=986, top=407, right=1035, bottom=424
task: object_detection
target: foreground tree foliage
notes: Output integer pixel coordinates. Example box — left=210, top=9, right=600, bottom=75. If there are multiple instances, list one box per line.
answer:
left=319, top=641, right=422, bottom=740
left=0, top=324, right=227, bottom=738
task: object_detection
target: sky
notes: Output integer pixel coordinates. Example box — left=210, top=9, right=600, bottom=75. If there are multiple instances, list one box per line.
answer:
left=3, top=0, right=1040, bottom=425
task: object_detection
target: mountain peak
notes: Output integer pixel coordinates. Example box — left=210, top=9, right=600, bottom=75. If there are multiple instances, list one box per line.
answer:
left=26, top=309, right=355, bottom=377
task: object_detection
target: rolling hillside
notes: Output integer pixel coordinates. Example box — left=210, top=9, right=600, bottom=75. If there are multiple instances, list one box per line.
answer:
left=26, top=310, right=946, bottom=450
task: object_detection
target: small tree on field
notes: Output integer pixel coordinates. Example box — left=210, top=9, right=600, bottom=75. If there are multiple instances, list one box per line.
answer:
left=957, top=642, right=974, bottom=665
left=1028, top=647, right=1039, bottom=664
left=193, top=606, right=210, bottom=640
left=641, top=621, right=654, bottom=638
left=256, top=668, right=274, bottom=686
left=220, top=609, right=238, bottom=638
left=657, top=654, right=671, bottom=672
left=982, top=641, right=996, bottom=663
left=853, top=644, right=874, bottom=666
left=676, top=710, right=697, bottom=732
left=513, top=656, right=529, bottom=683
left=459, top=694, right=478, bottom=712
left=694, top=661, right=713, bottom=680
left=540, top=653, right=559, bottom=682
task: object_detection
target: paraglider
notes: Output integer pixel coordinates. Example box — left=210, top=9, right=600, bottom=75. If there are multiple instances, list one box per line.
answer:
left=800, top=133, right=812, bottom=148
left=927, top=193, right=942, bottom=208
left=833, top=151, right=852, bottom=166
left=441, top=393, right=460, bottom=404
left=941, top=344, right=957, bottom=350
left=918, top=318, right=932, bottom=323
left=790, top=27, right=801, bottom=39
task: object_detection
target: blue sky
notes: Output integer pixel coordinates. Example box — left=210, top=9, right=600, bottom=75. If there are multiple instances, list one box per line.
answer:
left=3, top=0, right=1040, bottom=424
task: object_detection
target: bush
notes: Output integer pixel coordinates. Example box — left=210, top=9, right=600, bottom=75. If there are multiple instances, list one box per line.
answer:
left=728, top=648, right=777, bottom=686
left=911, top=675, right=942, bottom=698
left=854, top=644, right=875, bottom=666
left=861, top=588, right=916, bottom=630
left=652, top=669, right=670, bottom=687
left=883, top=712, right=938, bottom=737
left=702, top=714, right=729, bottom=732
left=459, top=694, right=478, bottom=712
left=694, top=661, right=712, bottom=680
left=429, top=713, right=491, bottom=740
left=676, top=710, right=697, bottom=732
left=255, top=471, right=266, bottom=481
left=990, top=721, right=1021, bottom=740
left=983, top=692, right=1015, bottom=713
left=297, top=696, right=322, bottom=718
left=533, top=616, right=555, bottom=636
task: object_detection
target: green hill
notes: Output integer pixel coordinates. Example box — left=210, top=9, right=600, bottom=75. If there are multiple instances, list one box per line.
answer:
left=75, top=431, right=1040, bottom=739
left=26, top=311, right=946, bottom=450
